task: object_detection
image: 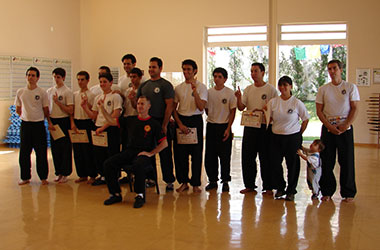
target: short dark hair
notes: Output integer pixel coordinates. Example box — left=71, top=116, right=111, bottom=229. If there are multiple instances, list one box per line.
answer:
left=52, top=67, right=66, bottom=78
left=213, top=67, right=228, bottom=79
left=99, top=66, right=111, bottom=74
left=130, top=67, right=143, bottom=77
left=251, top=62, right=265, bottom=72
left=121, top=54, right=136, bottom=64
left=98, top=72, right=113, bottom=82
left=313, top=139, right=325, bottom=152
left=328, top=59, right=343, bottom=69
left=77, top=71, right=90, bottom=80
left=150, top=57, right=163, bottom=68
left=278, top=75, right=293, bottom=86
left=26, top=67, right=40, bottom=78
left=182, top=59, right=198, bottom=71
left=138, top=95, right=151, bottom=103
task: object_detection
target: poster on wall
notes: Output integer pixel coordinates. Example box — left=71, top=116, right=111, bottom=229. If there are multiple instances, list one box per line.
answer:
left=356, top=68, right=370, bottom=86
left=373, top=68, right=380, bottom=84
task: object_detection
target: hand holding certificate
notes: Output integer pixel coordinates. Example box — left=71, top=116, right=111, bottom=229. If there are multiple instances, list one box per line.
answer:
left=50, top=124, right=65, bottom=141
left=176, top=128, right=198, bottom=144
left=69, top=129, right=89, bottom=143
left=91, top=131, right=108, bottom=147
left=241, top=111, right=263, bottom=128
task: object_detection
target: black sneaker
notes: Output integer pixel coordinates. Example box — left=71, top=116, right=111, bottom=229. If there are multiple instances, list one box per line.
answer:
left=133, top=195, right=145, bottom=208
left=92, top=177, right=106, bottom=186
left=285, top=193, right=295, bottom=201
left=205, top=182, right=218, bottom=191
left=119, top=176, right=129, bottom=184
left=275, top=190, right=285, bottom=199
left=104, top=195, right=122, bottom=205
left=166, top=183, right=174, bottom=192
left=222, top=183, right=230, bottom=192
left=146, top=179, right=156, bottom=188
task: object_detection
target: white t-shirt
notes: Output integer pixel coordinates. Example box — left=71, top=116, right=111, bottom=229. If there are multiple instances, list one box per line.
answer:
left=73, top=90, right=95, bottom=120
left=307, top=153, right=321, bottom=169
left=174, top=80, right=208, bottom=116
left=206, top=86, right=237, bottom=124
left=14, top=86, right=49, bottom=122
left=315, top=81, right=360, bottom=119
left=118, top=74, right=147, bottom=92
left=90, top=84, right=121, bottom=97
left=123, top=87, right=138, bottom=117
left=268, top=96, right=309, bottom=135
left=47, top=85, right=74, bottom=118
left=92, top=92, right=123, bottom=127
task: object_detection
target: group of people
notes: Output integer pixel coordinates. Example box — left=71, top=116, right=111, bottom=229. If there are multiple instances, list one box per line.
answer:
left=14, top=53, right=359, bottom=208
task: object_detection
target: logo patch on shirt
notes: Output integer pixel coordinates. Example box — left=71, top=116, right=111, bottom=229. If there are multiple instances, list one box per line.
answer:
left=154, top=87, right=160, bottom=94
left=35, top=95, right=40, bottom=100
left=107, top=101, right=112, bottom=106
left=341, top=89, right=346, bottom=95
left=287, top=109, right=293, bottom=114
left=262, top=94, right=267, bottom=100
left=144, top=125, right=151, bottom=132
left=58, top=96, right=63, bottom=101
left=222, top=98, right=227, bottom=104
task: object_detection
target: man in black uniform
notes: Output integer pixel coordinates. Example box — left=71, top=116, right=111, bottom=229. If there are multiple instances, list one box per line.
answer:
left=103, top=96, right=168, bottom=208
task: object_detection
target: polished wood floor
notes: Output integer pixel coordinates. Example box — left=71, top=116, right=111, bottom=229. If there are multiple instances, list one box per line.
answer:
left=0, top=141, right=379, bottom=250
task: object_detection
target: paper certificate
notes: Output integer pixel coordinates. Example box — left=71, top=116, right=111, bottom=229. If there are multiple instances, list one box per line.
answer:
left=241, top=111, right=262, bottom=128
left=69, top=130, right=89, bottom=143
left=91, top=131, right=108, bottom=147
left=176, top=128, right=198, bottom=144
left=50, top=124, right=65, bottom=141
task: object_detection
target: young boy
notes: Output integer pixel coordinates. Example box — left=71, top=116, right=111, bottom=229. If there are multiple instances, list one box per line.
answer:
left=70, top=71, right=97, bottom=184
left=47, top=67, right=74, bottom=183
left=205, top=67, right=236, bottom=192
left=81, top=72, right=122, bottom=185
left=297, top=139, right=325, bottom=199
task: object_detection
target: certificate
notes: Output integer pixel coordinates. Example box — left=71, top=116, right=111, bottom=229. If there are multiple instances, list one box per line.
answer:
left=176, top=128, right=198, bottom=144
left=50, top=124, right=65, bottom=141
left=69, top=130, right=89, bottom=143
left=91, top=131, right=108, bottom=147
left=241, top=111, right=262, bottom=128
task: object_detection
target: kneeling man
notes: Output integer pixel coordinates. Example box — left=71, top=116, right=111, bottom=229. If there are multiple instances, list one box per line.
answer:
left=103, top=96, right=167, bottom=208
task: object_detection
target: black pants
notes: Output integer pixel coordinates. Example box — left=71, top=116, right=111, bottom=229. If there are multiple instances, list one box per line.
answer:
left=319, top=125, right=356, bottom=198
left=104, top=149, right=152, bottom=194
left=205, top=123, right=232, bottom=183
left=174, top=114, right=203, bottom=186
left=19, top=120, right=49, bottom=180
left=119, top=116, right=137, bottom=151
left=72, top=119, right=97, bottom=178
left=50, top=117, right=72, bottom=176
left=270, top=132, right=302, bottom=195
left=152, top=117, right=175, bottom=184
left=93, top=126, right=120, bottom=177
left=241, top=124, right=273, bottom=190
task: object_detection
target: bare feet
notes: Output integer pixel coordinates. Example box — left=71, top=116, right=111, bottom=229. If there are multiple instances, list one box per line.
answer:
left=87, top=177, right=96, bottom=184
left=176, top=183, right=189, bottom=192
left=193, top=186, right=202, bottom=193
left=18, top=180, right=30, bottom=185
left=54, top=175, right=63, bottom=182
left=75, top=177, right=88, bottom=183
left=240, top=188, right=255, bottom=194
left=41, top=179, right=49, bottom=185
left=321, top=196, right=331, bottom=201
left=343, top=197, right=354, bottom=203
left=58, top=176, right=68, bottom=183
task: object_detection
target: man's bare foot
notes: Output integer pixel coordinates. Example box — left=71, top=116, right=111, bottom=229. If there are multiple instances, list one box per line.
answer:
left=75, top=177, right=88, bottom=183
left=176, top=183, right=189, bottom=192
left=193, top=186, right=202, bottom=193
left=87, top=177, right=96, bottom=184
left=58, top=176, right=68, bottom=183
left=54, top=175, right=63, bottom=182
left=321, top=196, right=331, bottom=201
left=343, top=197, right=354, bottom=203
left=18, top=180, right=30, bottom=185
left=41, top=180, right=49, bottom=185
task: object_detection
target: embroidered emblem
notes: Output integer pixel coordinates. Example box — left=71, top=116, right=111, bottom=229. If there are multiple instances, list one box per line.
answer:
left=107, top=101, right=112, bottom=106
left=58, top=96, right=63, bottom=101
left=262, top=94, right=267, bottom=100
left=154, top=87, right=160, bottom=93
left=144, top=125, right=151, bottom=132
left=342, top=89, right=346, bottom=95
left=35, top=95, right=40, bottom=100
left=287, top=109, right=293, bottom=114
left=222, top=98, right=227, bottom=104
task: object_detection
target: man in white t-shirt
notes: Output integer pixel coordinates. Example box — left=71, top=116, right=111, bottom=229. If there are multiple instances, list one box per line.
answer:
left=15, top=67, right=52, bottom=185
left=316, top=60, right=360, bottom=202
left=118, top=54, right=147, bottom=92
left=235, top=63, right=278, bottom=195
left=173, top=59, right=208, bottom=193
left=47, top=67, right=74, bottom=184
left=205, top=67, right=237, bottom=192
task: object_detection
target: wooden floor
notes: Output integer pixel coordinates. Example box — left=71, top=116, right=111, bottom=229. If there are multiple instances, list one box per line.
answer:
left=0, top=140, right=379, bottom=250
